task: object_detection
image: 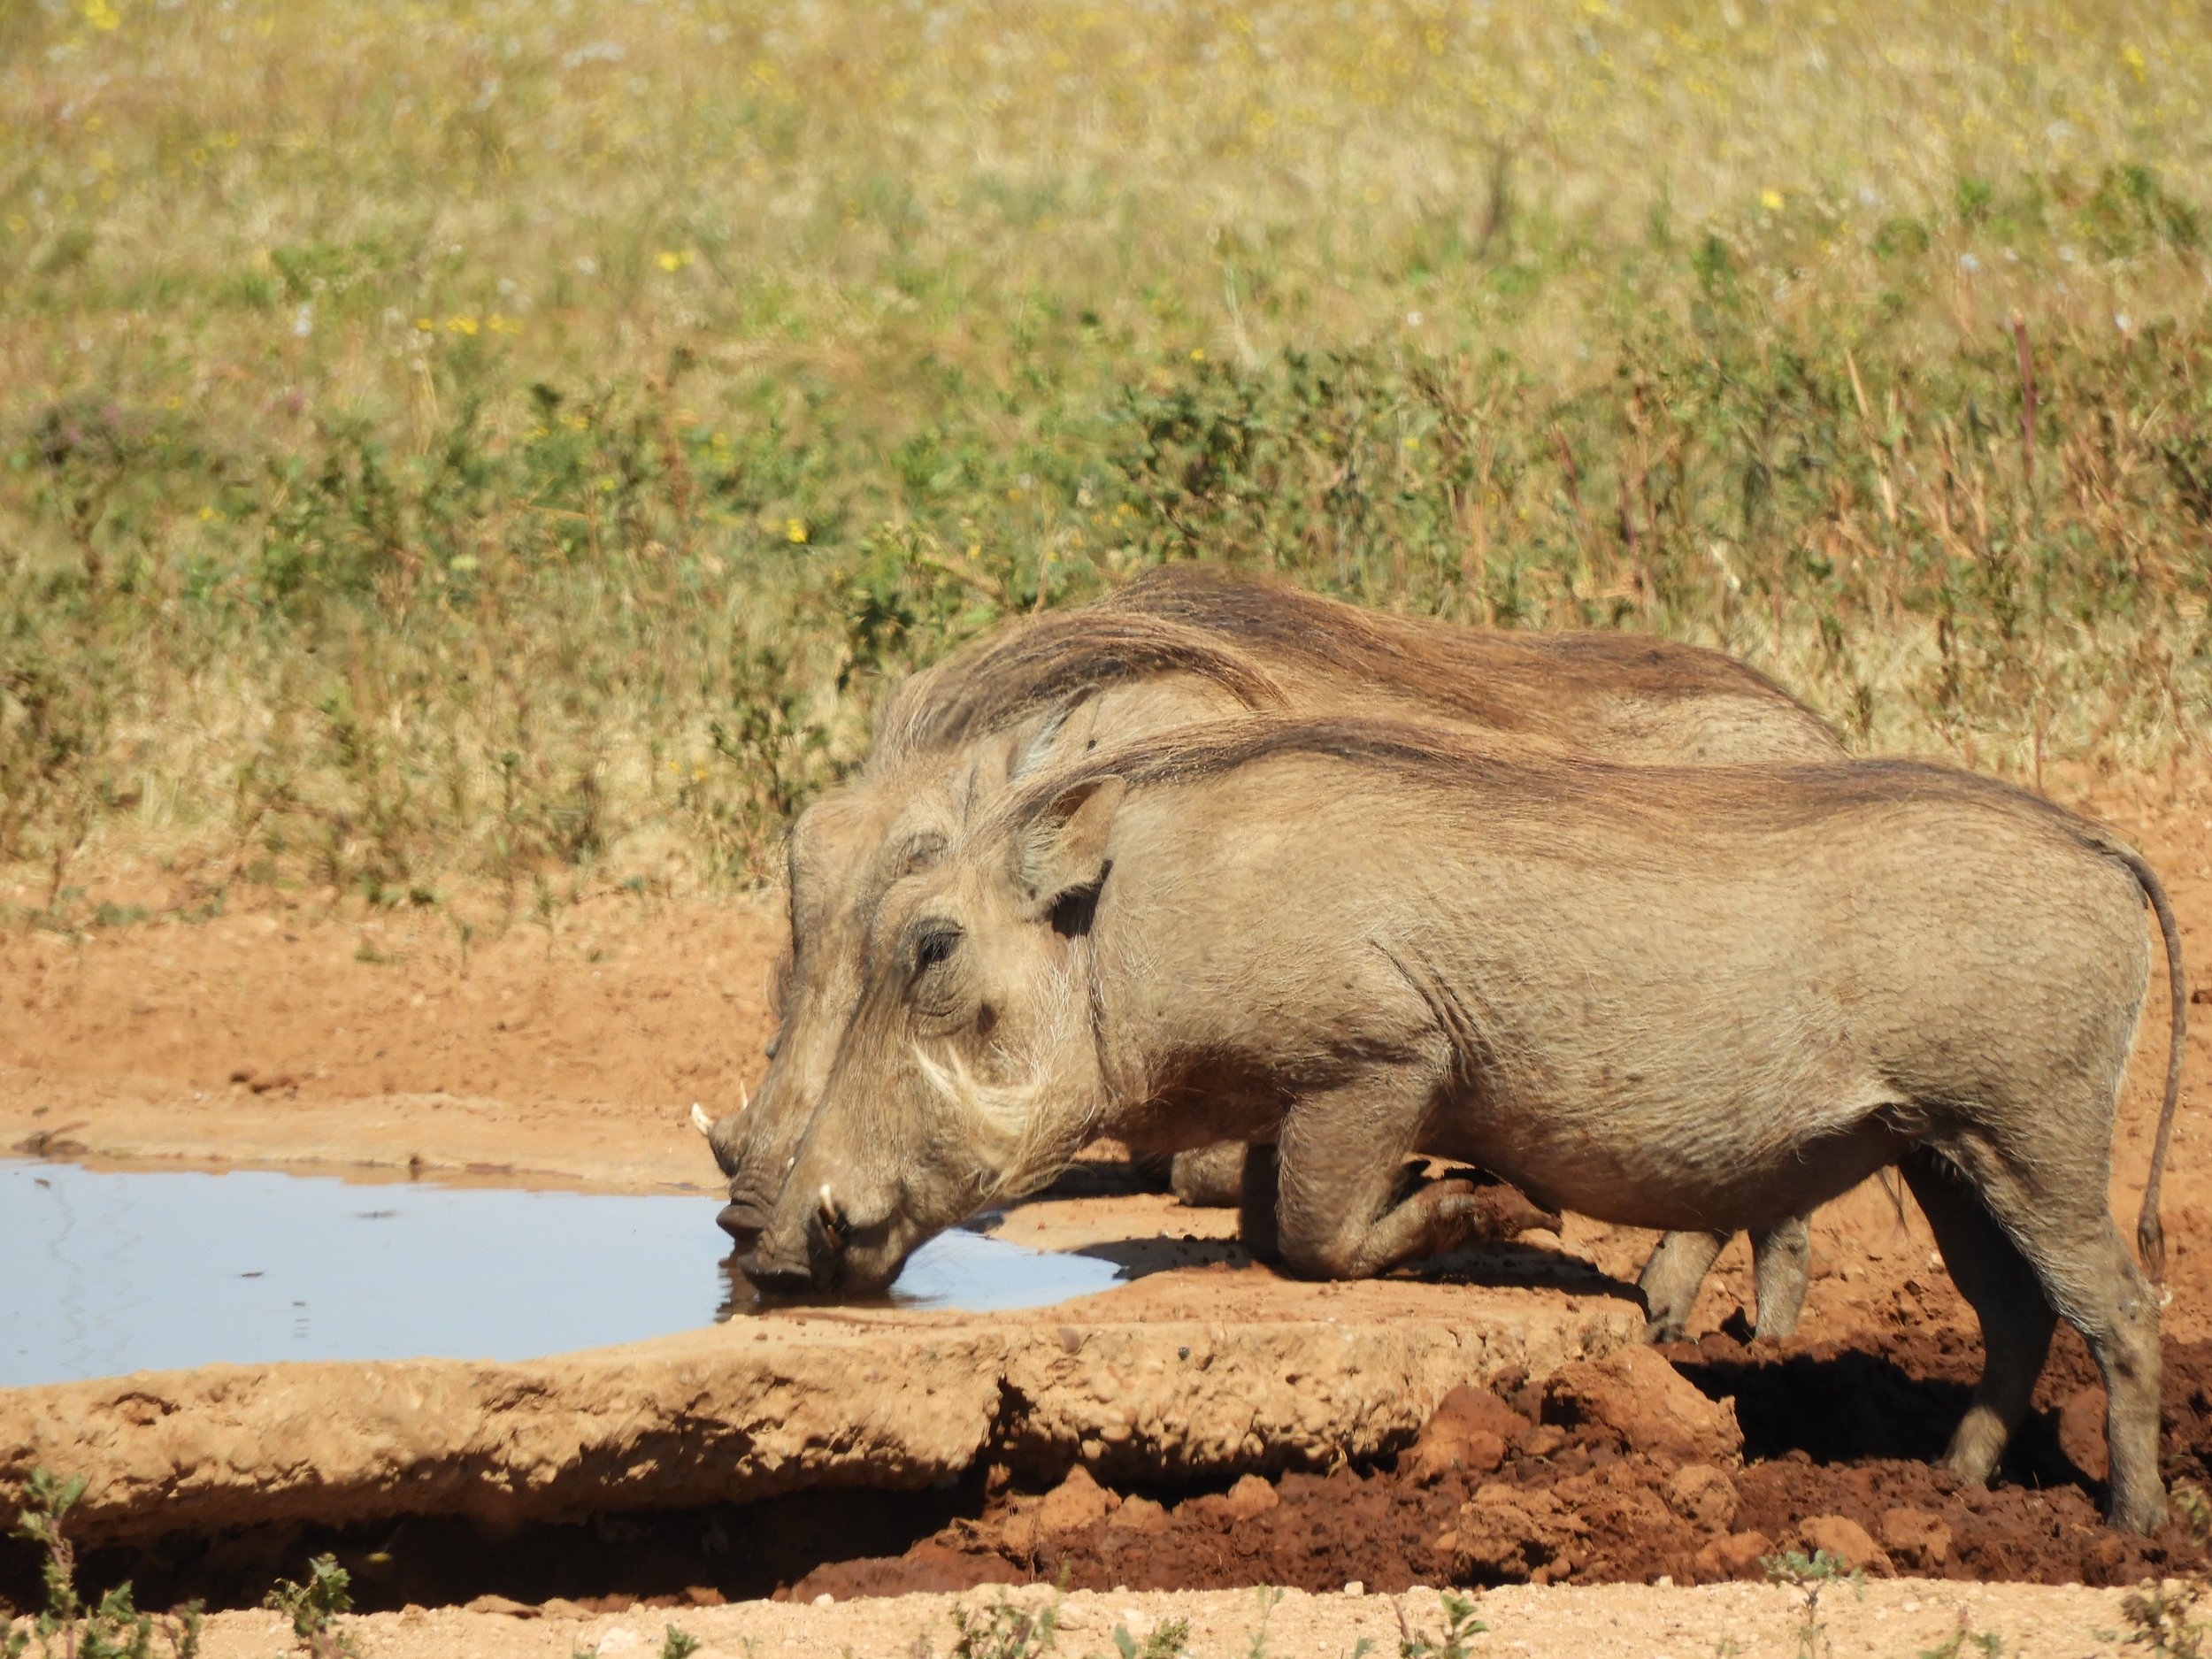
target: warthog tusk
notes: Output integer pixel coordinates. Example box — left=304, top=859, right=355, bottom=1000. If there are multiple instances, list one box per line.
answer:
left=737, top=1081, right=749, bottom=1114
left=690, top=1102, right=713, bottom=1137
left=817, top=1183, right=848, bottom=1248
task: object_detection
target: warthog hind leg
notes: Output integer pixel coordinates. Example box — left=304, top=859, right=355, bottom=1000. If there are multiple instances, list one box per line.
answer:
left=1751, top=1214, right=1813, bottom=1339
left=1897, top=1148, right=2058, bottom=1486
left=1640, top=1216, right=1814, bottom=1344
left=1638, top=1229, right=1726, bottom=1342
left=1911, top=1133, right=2166, bottom=1532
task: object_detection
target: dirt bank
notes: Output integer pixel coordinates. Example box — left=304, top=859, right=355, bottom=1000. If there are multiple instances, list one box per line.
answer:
left=0, top=1260, right=1636, bottom=1540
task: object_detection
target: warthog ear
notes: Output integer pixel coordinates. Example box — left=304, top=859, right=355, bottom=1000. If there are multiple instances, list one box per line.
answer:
left=1017, top=777, right=1125, bottom=923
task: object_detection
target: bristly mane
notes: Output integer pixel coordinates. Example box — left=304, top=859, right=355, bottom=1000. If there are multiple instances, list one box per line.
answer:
left=872, top=611, right=1291, bottom=763
left=872, top=564, right=1832, bottom=770
left=982, top=711, right=2108, bottom=849
left=1107, top=563, right=1825, bottom=717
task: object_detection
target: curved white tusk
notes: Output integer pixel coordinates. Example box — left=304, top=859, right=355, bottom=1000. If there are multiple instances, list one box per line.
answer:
left=737, top=1081, right=750, bottom=1115
left=690, top=1102, right=713, bottom=1137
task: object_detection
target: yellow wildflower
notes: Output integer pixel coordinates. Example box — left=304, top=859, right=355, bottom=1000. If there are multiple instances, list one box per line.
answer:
left=785, top=518, right=809, bottom=543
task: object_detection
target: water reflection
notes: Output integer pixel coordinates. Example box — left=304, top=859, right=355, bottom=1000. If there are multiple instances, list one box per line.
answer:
left=2, top=1160, right=1126, bottom=1388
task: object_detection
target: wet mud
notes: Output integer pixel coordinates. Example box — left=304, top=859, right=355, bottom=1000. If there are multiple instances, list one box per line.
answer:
left=794, top=1326, right=2212, bottom=1603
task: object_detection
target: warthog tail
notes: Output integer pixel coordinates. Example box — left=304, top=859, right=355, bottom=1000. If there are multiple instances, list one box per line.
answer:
left=2109, top=844, right=2188, bottom=1284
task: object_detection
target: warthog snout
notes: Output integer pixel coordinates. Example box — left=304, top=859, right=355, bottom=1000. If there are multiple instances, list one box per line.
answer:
left=733, top=1248, right=818, bottom=1298
left=715, top=1197, right=769, bottom=1245
left=734, top=1186, right=855, bottom=1295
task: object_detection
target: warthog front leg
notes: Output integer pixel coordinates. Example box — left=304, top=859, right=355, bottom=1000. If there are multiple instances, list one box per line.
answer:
left=1271, top=1080, right=1560, bottom=1279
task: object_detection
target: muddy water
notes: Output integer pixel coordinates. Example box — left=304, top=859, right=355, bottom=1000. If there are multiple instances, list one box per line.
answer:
left=0, top=1159, right=1124, bottom=1386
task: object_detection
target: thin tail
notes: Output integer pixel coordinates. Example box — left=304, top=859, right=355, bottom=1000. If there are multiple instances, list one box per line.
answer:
left=2113, top=847, right=2187, bottom=1283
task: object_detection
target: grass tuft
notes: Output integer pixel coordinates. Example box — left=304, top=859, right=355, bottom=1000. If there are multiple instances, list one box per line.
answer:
left=3, top=1, right=2208, bottom=917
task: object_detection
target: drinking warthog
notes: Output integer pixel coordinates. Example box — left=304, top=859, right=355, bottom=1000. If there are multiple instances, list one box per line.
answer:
left=741, top=718, right=2185, bottom=1532
left=703, top=565, right=1841, bottom=1337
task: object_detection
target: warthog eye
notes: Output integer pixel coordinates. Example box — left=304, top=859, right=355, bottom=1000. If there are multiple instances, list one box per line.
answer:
left=913, top=924, right=962, bottom=974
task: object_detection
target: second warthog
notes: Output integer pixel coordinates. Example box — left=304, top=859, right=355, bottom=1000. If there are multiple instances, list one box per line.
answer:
left=703, top=564, right=1839, bottom=1338
left=741, top=718, right=2185, bottom=1532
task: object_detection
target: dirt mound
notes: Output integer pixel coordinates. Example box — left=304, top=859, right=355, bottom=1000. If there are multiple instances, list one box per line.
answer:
left=791, top=1331, right=2212, bottom=1601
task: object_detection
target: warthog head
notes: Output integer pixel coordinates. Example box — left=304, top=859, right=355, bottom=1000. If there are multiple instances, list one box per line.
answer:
left=737, top=778, right=1121, bottom=1296
left=702, top=765, right=978, bottom=1248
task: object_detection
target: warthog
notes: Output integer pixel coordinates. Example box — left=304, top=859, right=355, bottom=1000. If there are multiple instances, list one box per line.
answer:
left=703, top=565, right=1841, bottom=1336
left=741, top=718, right=2185, bottom=1532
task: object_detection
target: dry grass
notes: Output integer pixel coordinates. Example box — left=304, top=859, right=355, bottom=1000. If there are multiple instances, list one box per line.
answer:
left=2, top=0, right=2208, bottom=921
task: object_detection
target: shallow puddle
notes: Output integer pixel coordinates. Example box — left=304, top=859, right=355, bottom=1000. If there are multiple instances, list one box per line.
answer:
left=0, top=1158, right=1125, bottom=1386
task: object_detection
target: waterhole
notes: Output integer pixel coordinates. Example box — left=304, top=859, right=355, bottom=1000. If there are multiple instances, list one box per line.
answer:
left=0, top=1157, right=1125, bottom=1387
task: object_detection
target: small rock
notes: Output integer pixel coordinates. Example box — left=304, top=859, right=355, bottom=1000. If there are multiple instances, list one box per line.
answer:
left=1110, top=1495, right=1170, bottom=1536
left=1798, top=1514, right=1892, bottom=1576
left=1450, top=1483, right=1586, bottom=1581
left=1517, top=1424, right=1568, bottom=1458
left=1690, top=1530, right=1774, bottom=1582
left=1876, top=1507, right=1952, bottom=1570
left=1343, top=1581, right=1365, bottom=1598
left=1403, top=1386, right=1520, bottom=1483
left=1664, top=1464, right=1740, bottom=1532
left=464, top=1594, right=537, bottom=1617
left=1542, top=1346, right=1744, bottom=1466
left=1179, top=1472, right=1280, bottom=1525
left=1035, top=1464, right=1118, bottom=1536
left=813, top=1592, right=834, bottom=1608
left=2057, top=1386, right=2108, bottom=1479
left=1218, top=1472, right=1279, bottom=1520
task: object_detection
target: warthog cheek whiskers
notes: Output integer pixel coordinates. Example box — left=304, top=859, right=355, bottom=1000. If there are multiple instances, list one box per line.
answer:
left=909, top=963, right=1097, bottom=1202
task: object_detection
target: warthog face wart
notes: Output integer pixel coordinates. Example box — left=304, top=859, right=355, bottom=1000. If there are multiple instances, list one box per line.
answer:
left=738, top=780, right=1123, bottom=1296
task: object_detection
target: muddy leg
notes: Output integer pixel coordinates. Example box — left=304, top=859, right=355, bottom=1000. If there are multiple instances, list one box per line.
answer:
left=1638, top=1230, right=1726, bottom=1343
left=1921, top=1138, right=2165, bottom=1532
left=1240, top=1143, right=1281, bottom=1265
left=1751, top=1214, right=1813, bottom=1340
left=1272, top=1080, right=1557, bottom=1279
left=1897, top=1148, right=2056, bottom=1487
